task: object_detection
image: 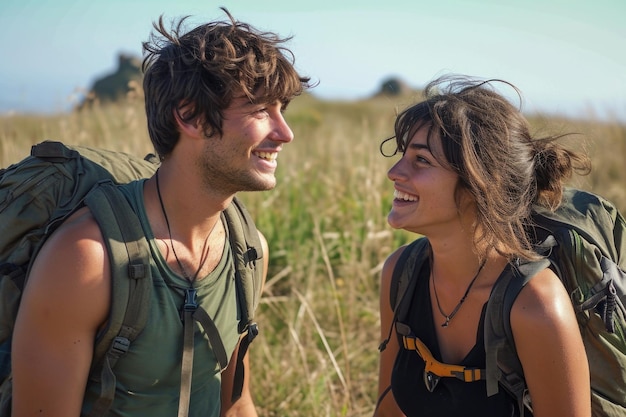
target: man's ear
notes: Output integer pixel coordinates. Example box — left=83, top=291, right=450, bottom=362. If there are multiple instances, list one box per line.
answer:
left=173, top=106, right=204, bottom=139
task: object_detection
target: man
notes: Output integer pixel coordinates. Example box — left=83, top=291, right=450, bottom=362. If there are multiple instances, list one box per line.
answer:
left=11, top=8, right=310, bottom=416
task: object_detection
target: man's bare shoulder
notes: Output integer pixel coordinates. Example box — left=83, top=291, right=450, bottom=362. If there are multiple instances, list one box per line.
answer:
left=23, top=206, right=111, bottom=323
left=11, top=207, right=113, bottom=417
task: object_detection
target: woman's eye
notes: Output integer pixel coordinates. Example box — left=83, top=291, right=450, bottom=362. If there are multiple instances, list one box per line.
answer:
left=416, top=155, right=431, bottom=165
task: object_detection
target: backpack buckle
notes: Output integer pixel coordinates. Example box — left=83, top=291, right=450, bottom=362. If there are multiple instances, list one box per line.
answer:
left=424, top=371, right=441, bottom=392
left=183, top=288, right=198, bottom=310
left=247, top=322, right=259, bottom=342
left=180, top=288, right=198, bottom=320
left=243, top=247, right=259, bottom=265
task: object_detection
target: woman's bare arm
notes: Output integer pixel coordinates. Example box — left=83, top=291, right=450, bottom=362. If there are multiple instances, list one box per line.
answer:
left=511, top=268, right=591, bottom=417
left=374, top=246, right=407, bottom=417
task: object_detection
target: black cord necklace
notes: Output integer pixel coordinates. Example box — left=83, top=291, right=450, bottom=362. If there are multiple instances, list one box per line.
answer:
left=431, top=255, right=487, bottom=328
left=155, top=169, right=215, bottom=283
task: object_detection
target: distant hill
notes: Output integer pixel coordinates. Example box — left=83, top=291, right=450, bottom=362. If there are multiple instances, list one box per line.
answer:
left=79, top=53, right=142, bottom=109
left=79, top=54, right=420, bottom=108
left=373, top=77, right=416, bottom=97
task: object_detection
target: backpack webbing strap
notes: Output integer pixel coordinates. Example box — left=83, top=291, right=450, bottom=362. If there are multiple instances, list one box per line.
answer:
left=223, top=197, right=263, bottom=403
left=83, top=182, right=152, bottom=417
left=178, top=289, right=229, bottom=417
left=179, top=310, right=194, bottom=417
left=378, top=238, right=429, bottom=353
left=483, top=258, right=550, bottom=414
left=230, top=320, right=259, bottom=401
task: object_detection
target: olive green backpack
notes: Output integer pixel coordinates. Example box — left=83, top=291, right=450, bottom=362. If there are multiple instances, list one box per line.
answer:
left=381, top=188, right=626, bottom=417
left=0, top=141, right=263, bottom=416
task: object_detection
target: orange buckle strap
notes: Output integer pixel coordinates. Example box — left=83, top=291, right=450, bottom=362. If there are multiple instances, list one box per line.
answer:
left=402, top=335, right=485, bottom=392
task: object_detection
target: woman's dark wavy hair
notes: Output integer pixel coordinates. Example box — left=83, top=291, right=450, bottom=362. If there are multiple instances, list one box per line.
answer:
left=381, top=75, right=591, bottom=261
left=142, top=7, right=312, bottom=157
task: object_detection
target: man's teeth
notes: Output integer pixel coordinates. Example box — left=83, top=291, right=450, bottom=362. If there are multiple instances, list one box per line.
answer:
left=394, top=190, right=417, bottom=202
left=255, top=151, right=277, bottom=161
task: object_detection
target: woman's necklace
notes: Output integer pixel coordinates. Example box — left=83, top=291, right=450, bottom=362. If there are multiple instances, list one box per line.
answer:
left=431, top=255, right=487, bottom=328
left=155, top=170, right=216, bottom=283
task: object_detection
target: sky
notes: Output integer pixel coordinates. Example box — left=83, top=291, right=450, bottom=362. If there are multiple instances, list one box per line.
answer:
left=1, top=0, right=625, bottom=121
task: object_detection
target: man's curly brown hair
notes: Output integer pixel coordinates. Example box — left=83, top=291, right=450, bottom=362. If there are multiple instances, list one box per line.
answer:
left=142, top=7, right=311, bottom=157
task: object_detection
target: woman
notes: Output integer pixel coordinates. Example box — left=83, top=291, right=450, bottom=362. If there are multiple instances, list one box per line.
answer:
left=374, top=75, right=591, bottom=417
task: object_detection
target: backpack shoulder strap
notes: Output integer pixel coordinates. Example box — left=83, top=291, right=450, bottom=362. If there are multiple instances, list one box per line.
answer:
left=374, top=237, right=429, bottom=410
left=390, top=237, right=430, bottom=313
left=223, top=196, right=263, bottom=331
left=483, top=258, right=550, bottom=414
left=378, top=237, right=429, bottom=352
left=83, top=181, right=152, bottom=417
left=222, top=196, right=263, bottom=402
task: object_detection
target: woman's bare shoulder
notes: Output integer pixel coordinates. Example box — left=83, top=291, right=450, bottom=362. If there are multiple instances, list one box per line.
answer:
left=510, top=267, right=572, bottom=327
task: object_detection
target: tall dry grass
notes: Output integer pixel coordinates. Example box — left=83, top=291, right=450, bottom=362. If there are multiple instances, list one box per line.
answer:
left=1, top=92, right=625, bottom=417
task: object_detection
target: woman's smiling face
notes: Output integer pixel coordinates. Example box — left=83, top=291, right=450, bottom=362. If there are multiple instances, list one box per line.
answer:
left=386, top=126, right=468, bottom=237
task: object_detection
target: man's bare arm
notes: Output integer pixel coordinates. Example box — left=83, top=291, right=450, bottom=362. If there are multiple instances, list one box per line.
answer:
left=12, top=210, right=110, bottom=417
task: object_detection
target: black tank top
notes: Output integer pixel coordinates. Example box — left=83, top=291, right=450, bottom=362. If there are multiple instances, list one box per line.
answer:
left=391, top=261, right=523, bottom=417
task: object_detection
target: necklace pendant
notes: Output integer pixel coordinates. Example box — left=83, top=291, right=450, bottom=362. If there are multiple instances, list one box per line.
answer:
left=441, top=317, right=450, bottom=328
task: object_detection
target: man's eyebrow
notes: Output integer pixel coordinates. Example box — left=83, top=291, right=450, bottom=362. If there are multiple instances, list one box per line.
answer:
left=232, top=96, right=254, bottom=105
left=237, top=97, right=272, bottom=107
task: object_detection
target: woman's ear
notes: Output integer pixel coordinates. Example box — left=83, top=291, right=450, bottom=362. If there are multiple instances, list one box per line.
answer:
left=456, top=184, right=477, bottom=214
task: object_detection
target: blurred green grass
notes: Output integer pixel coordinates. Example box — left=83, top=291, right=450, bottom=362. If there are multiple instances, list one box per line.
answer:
left=2, top=91, right=624, bottom=417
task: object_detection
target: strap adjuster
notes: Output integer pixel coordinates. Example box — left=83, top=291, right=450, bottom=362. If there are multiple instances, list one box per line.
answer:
left=110, top=336, right=131, bottom=357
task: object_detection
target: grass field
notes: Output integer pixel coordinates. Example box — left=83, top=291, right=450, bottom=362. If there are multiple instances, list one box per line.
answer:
left=1, top=91, right=624, bottom=416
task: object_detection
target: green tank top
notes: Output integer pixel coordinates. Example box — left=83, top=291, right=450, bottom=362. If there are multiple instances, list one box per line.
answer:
left=82, top=180, right=241, bottom=417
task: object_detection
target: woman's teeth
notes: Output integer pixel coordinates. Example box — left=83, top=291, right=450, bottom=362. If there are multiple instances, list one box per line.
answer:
left=394, top=190, right=417, bottom=201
